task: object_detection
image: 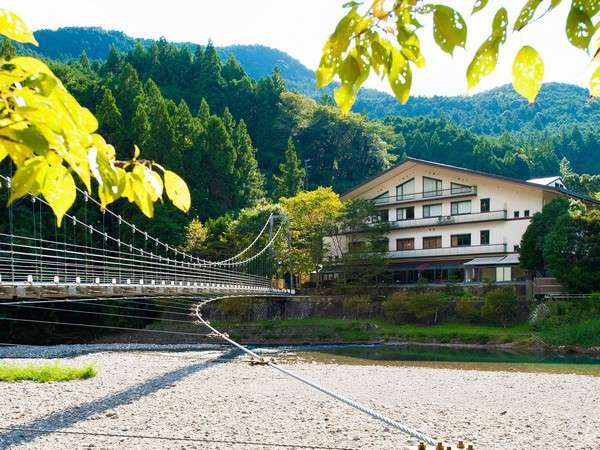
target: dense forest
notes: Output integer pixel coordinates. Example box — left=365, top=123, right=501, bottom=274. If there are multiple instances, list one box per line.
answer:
left=2, top=27, right=598, bottom=248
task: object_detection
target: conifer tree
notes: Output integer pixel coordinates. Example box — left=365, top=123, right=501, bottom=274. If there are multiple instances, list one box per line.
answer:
left=233, top=119, right=265, bottom=208
left=222, top=54, right=245, bottom=81
left=195, top=41, right=225, bottom=113
left=102, top=44, right=122, bottom=75
left=222, top=106, right=235, bottom=136
left=144, top=79, right=179, bottom=171
left=78, top=51, right=90, bottom=69
left=114, top=63, right=145, bottom=124
left=197, top=98, right=210, bottom=124
left=131, top=97, right=151, bottom=152
left=200, top=115, right=237, bottom=217
left=273, top=137, right=305, bottom=199
left=173, top=100, right=202, bottom=154
left=96, top=88, right=125, bottom=157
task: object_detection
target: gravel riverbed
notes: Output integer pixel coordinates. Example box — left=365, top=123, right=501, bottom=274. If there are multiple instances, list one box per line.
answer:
left=0, top=344, right=598, bottom=449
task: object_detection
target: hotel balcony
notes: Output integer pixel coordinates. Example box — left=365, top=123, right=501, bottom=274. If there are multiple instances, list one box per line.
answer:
left=388, top=210, right=507, bottom=229
left=386, top=243, right=507, bottom=259
left=373, top=185, right=477, bottom=207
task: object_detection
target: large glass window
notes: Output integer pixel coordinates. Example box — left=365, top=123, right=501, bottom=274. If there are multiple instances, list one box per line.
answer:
left=451, top=182, right=471, bottom=194
left=451, top=200, right=472, bottom=215
left=372, top=191, right=389, bottom=206
left=480, top=230, right=490, bottom=245
left=396, top=238, right=415, bottom=251
left=396, top=179, right=415, bottom=201
left=423, top=203, right=442, bottom=218
left=396, top=206, right=415, bottom=220
left=423, top=177, right=442, bottom=197
left=451, top=233, right=471, bottom=247
left=423, top=236, right=442, bottom=249
left=480, top=198, right=490, bottom=212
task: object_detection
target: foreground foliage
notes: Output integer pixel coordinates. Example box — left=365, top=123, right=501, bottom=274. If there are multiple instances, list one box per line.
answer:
left=0, top=363, right=96, bottom=382
left=0, top=8, right=190, bottom=224
left=320, top=1, right=600, bottom=112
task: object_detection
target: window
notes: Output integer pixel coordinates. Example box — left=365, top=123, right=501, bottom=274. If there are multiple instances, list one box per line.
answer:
left=372, top=191, right=389, bottom=206
left=423, top=236, right=442, bottom=249
left=396, top=238, right=415, bottom=251
left=524, top=210, right=530, bottom=217
left=396, top=206, right=415, bottom=221
left=423, top=177, right=442, bottom=197
left=396, top=179, right=415, bottom=201
left=451, top=200, right=472, bottom=215
left=480, top=230, right=490, bottom=245
left=514, top=211, right=520, bottom=218
left=451, top=182, right=471, bottom=194
left=423, top=203, right=442, bottom=218
left=480, top=198, right=490, bottom=212
left=451, top=233, right=471, bottom=247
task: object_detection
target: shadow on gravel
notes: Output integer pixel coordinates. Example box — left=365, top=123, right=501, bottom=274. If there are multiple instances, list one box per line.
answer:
left=0, top=348, right=240, bottom=447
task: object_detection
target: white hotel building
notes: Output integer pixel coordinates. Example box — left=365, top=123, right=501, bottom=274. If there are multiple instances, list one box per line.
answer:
left=325, top=157, right=598, bottom=285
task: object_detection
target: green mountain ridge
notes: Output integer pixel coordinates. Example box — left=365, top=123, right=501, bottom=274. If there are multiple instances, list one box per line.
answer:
left=25, top=27, right=600, bottom=136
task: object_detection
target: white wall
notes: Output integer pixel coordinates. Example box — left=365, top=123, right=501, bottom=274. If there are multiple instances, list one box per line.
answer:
left=332, top=161, right=550, bottom=258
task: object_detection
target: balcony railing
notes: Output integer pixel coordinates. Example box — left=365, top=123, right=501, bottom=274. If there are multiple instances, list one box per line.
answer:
left=386, top=243, right=507, bottom=259
left=388, top=210, right=507, bottom=229
left=372, top=185, right=477, bottom=206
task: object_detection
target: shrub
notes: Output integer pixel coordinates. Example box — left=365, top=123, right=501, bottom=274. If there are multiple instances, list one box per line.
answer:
left=455, top=298, right=481, bottom=323
left=481, top=287, right=521, bottom=327
left=342, top=295, right=371, bottom=319
left=383, top=291, right=447, bottom=325
left=216, top=298, right=255, bottom=322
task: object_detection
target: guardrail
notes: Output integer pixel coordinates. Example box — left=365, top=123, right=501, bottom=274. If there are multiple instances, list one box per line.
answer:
left=388, top=210, right=507, bottom=229
left=373, top=186, right=477, bottom=206
left=386, top=243, right=507, bottom=258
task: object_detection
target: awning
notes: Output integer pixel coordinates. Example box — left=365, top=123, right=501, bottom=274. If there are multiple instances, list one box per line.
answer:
left=464, top=255, right=519, bottom=266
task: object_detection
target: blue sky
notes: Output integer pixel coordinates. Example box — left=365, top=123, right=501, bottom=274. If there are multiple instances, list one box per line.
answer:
left=5, top=0, right=594, bottom=97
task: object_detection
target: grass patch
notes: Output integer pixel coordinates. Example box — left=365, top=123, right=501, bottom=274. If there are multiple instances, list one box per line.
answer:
left=539, top=318, right=600, bottom=347
left=212, top=318, right=532, bottom=345
left=0, top=363, right=96, bottom=382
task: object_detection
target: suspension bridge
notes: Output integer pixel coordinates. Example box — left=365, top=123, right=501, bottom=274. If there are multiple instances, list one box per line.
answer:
left=0, top=172, right=458, bottom=449
left=0, top=173, right=291, bottom=300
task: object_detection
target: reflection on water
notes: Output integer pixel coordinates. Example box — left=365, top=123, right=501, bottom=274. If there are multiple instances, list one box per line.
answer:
left=301, top=344, right=600, bottom=366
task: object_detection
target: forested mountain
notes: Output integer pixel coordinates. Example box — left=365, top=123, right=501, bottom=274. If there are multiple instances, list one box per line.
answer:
left=24, top=27, right=600, bottom=135
left=2, top=27, right=598, bottom=249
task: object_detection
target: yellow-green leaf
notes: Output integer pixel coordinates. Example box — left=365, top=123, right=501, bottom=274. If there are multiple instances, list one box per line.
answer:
left=472, top=0, right=489, bottom=14
left=388, top=48, right=412, bottom=104
left=566, top=4, right=594, bottom=50
left=432, top=5, right=467, bottom=55
left=512, top=46, right=544, bottom=104
left=514, top=0, right=543, bottom=31
left=466, top=8, right=508, bottom=89
left=42, top=165, right=76, bottom=226
left=164, top=170, right=191, bottom=213
left=8, top=156, right=48, bottom=203
left=0, top=9, right=38, bottom=45
left=591, top=66, right=600, bottom=97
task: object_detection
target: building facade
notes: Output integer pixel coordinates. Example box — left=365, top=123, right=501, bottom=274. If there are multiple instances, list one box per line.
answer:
left=325, top=157, right=598, bottom=285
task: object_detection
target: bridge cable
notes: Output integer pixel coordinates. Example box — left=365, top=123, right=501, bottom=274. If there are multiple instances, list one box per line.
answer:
left=194, top=294, right=441, bottom=447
